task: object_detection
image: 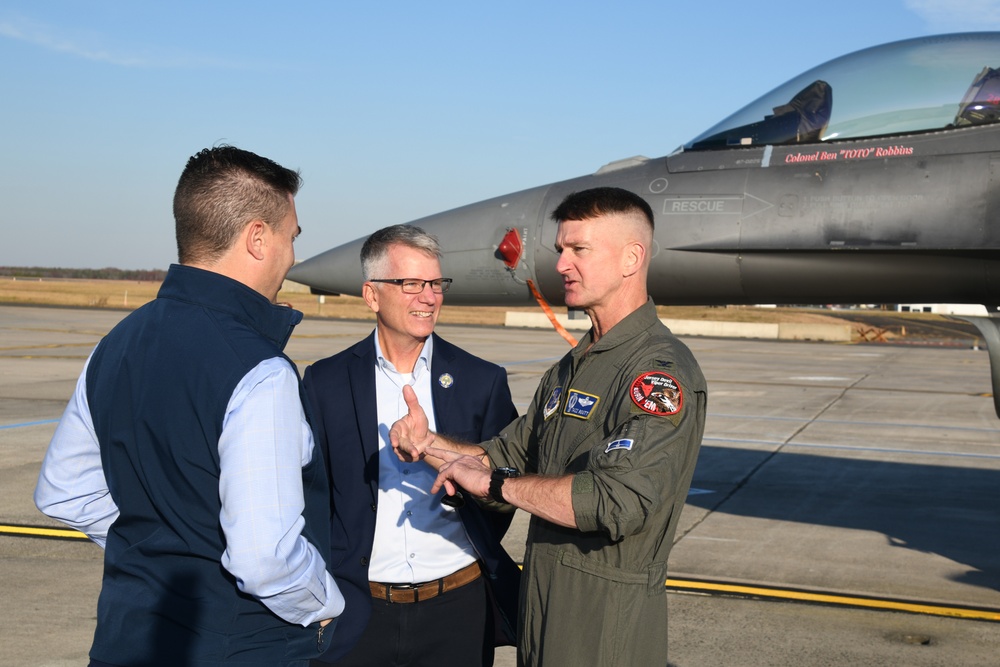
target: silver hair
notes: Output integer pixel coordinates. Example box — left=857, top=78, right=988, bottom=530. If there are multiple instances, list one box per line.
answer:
left=360, top=224, right=442, bottom=281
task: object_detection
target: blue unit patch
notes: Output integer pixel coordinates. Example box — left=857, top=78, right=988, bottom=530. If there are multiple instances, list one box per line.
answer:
left=605, top=438, right=634, bottom=453
left=563, top=389, right=600, bottom=420
left=543, top=387, right=562, bottom=419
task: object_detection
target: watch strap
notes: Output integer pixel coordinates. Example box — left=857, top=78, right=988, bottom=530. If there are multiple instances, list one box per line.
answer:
left=489, top=470, right=507, bottom=503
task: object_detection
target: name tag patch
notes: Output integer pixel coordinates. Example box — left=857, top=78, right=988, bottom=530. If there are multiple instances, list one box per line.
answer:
left=605, top=438, right=634, bottom=453
left=563, top=389, right=600, bottom=419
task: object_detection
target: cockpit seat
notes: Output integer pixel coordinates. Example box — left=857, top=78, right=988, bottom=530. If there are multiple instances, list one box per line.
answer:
left=955, top=66, right=1000, bottom=126
left=689, top=80, right=832, bottom=149
left=774, top=79, right=833, bottom=143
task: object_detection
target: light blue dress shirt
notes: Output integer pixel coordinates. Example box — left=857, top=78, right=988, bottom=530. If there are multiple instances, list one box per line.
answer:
left=35, top=353, right=345, bottom=626
left=368, top=331, right=478, bottom=583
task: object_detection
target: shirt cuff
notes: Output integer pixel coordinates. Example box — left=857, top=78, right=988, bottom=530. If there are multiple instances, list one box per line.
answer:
left=482, top=437, right=509, bottom=468
left=571, top=471, right=600, bottom=533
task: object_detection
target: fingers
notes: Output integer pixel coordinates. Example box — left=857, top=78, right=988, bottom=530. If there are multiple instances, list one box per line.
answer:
left=388, top=422, right=415, bottom=462
left=431, top=454, right=491, bottom=499
left=394, top=444, right=418, bottom=463
left=430, top=475, right=457, bottom=496
left=391, top=385, right=431, bottom=462
left=402, top=384, right=420, bottom=411
left=393, top=439, right=422, bottom=463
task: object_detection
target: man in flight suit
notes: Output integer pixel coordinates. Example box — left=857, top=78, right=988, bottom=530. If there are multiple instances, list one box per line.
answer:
left=391, top=187, right=707, bottom=666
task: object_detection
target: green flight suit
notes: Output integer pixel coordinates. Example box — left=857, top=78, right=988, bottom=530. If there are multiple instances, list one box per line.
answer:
left=486, top=299, right=707, bottom=667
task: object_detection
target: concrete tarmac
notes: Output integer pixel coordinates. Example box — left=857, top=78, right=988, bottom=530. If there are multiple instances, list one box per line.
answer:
left=1, top=304, right=999, bottom=666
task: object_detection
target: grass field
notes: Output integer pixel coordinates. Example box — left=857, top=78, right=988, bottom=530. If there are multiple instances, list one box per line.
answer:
left=4, top=276, right=974, bottom=344
left=0, top=277, right=520, bottom=325
left=0, top=276, right=858, bottom=325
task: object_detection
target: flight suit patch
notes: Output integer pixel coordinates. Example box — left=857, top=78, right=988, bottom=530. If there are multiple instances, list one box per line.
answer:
left=543, top=387, right=562, bottom=420
left=629, top=371, right=683, bottom=416
left=563, top=389, right=600, bottom=419
left=605, top=438, right=634, bottom=453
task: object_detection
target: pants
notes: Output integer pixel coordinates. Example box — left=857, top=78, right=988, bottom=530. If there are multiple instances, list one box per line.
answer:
left=319, top=575, right=490, bottom=667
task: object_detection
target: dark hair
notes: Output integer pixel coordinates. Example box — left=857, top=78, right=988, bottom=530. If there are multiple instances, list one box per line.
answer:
left=550, top=187, right=654, bottom=230
left=360, top=224, right=441, bottom=281
left=173, top=145, right=302, bottom=264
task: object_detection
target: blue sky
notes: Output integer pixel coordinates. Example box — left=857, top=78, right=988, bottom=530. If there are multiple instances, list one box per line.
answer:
left=2, top=1, right=999, bottom=270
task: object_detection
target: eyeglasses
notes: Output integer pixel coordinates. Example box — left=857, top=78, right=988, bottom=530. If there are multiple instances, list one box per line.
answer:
left=370, top=278, right=453, bottom=294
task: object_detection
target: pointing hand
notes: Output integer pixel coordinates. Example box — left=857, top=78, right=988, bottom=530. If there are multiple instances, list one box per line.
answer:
left=389, top=384, right=434, bottom=462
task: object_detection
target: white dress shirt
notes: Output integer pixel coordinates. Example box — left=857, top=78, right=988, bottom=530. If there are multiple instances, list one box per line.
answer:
left=367, top=331, right=478, bottom=583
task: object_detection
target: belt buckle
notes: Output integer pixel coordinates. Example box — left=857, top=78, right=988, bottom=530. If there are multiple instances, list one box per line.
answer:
left=387, top=583, right=418, bottom=603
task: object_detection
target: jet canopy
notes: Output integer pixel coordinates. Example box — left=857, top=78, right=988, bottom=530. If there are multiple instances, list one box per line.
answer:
left=686, top=32, right=1000, bottom=150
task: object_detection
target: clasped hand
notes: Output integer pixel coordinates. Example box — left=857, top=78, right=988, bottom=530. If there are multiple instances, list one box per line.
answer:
left=428, top=446, right=492, bottom=499
left=390, top=385, right=493, bottom=499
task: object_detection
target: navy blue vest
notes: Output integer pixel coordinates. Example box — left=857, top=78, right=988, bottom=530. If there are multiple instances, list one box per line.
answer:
left=86, top=264, right=332, bottom=666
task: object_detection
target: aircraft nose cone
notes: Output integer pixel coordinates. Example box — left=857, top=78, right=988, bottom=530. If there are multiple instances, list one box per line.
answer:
left=287, top=237, right=365, bottom=296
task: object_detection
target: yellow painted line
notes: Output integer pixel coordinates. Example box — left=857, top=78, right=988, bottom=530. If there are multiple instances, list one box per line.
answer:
left=666, top=578, right=1000, bottom=622
left=509, top=565, right=998, bottom=622
left=0, top=524, right=88, bottom=540
left=2, top=526, right=998, bottom=623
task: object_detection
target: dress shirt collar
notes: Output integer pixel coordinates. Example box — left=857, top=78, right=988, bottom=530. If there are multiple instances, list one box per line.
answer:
left=373, top=330, right=433, bottom=380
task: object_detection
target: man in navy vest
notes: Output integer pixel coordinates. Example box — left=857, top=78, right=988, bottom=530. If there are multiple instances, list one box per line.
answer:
left=303, top=225, right=520, bottom=666
left=35, top=145, right=344, bottom=667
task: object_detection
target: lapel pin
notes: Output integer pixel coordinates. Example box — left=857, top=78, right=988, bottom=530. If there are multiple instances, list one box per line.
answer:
left=438, top=373, right=454, bottom=389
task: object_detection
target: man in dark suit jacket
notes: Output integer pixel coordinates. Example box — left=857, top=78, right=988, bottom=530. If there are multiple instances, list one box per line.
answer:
left=304, top=224, right=520, bottom=666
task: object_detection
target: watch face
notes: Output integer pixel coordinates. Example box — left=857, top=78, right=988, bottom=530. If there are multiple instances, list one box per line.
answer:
left=496, top=467, right=520, bottom=478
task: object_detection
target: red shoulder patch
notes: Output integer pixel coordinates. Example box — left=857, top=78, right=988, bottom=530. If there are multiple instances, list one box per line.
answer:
left=630, top=371, right=683, bottom=415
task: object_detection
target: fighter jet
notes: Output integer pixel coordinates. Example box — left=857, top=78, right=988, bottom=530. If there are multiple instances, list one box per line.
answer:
left=289, top=32, right=1000, bottom=415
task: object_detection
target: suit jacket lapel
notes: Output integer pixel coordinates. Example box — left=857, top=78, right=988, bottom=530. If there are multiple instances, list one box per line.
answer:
left=429, top=333, right=456, bottom=433
left=351, top=332, right=380, bottom=502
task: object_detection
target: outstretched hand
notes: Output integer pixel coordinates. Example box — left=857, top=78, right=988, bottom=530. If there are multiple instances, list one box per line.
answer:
left=389, top=384, right=435, bottom=462
left=428, top=446, right=492, bottom=499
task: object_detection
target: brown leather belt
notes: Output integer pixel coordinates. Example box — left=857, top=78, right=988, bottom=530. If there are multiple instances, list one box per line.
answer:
left=369, top=561, right=482, bottom=604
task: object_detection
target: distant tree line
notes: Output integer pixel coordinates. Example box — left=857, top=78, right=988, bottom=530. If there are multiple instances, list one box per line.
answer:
left=0, top=267, right=167, bottom=281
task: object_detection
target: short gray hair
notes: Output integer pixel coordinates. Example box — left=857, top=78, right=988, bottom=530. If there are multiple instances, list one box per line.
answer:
left=360, top=224, right=442, bottom=281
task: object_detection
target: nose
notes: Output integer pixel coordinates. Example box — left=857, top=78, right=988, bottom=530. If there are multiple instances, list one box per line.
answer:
left=555, top=250, right=571, bottom=275
left=417, top=282, right=439, bottom=301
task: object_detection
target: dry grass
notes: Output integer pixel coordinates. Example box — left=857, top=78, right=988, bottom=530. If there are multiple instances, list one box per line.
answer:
left=0, top=277, right=162, bottom=309
left=655, top=304, right=852, bottom=326
left=0, top=277, right=526, bottom=325
left=0, top=277, right=868, bottom=327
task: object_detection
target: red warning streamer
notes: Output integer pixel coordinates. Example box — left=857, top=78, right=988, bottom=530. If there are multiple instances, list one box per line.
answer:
left=526, top=279, right=578, bottom=347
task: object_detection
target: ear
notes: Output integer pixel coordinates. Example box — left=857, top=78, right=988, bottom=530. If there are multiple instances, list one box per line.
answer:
left=622, top=240, right=645, bottom=278
left=362, top=281, right=380, bottom=313
left=245, top=220, right=267, bottom=261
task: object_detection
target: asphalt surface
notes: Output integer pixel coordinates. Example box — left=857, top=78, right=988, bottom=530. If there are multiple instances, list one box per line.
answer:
left=1, top=304, right=999, bottom=667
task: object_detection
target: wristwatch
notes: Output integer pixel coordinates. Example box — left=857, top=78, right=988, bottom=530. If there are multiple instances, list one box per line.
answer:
left=489, top=467, right=521, bottom=503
